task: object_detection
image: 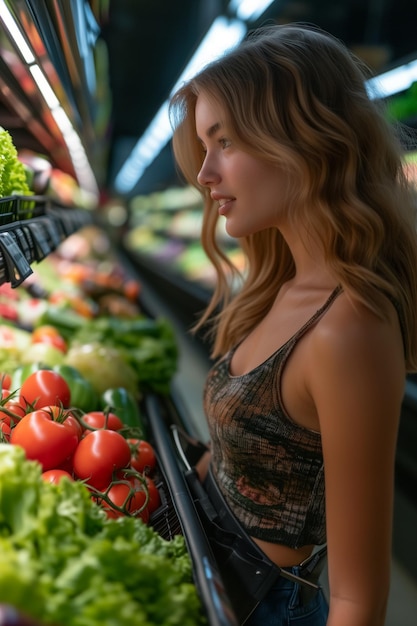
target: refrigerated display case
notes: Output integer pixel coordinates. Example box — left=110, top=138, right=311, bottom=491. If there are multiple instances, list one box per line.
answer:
left=123, top=186, right=245, bottom=303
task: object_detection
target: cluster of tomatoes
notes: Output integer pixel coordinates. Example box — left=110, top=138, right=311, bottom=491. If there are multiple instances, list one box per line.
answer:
left=0, top=369, right=161, bottom=523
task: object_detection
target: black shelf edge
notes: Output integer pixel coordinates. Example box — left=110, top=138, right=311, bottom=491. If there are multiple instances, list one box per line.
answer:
left=145, top=394, right=238, bottom=626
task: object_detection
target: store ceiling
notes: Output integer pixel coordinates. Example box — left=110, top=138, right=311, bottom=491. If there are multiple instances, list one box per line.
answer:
left=101, top=0, right=417, bottom=197
left=1, top=0, right=417, bottom=201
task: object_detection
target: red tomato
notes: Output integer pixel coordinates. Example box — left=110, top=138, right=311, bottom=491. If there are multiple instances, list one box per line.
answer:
left=0, top=419, right=11, bottom=441
left=128, top=438, right=157, bottom=474
left=0, top=373, right=11, bottom=390
left=144, top=476, right=161, bottom=514
left=82, top=411, right=123, bottom=432
left=32, top=325, right=61, bottom=340
left=0, top=398, right=28, bottom=426
left=32, top=333, right=67, bottom=353
left=20, top=370, right=71, bottom=409
left=72, top=429, right=131, bottom=489
left=42, top=405, right=83, bottom=441
left=42, top=469, right=74, bottom=484
left=10, top=409, right=80, bottom=470
left=103, top=480, right=149, bottom=522
left=0, top=411, right=11, bottom=427
left=56, top=454, right=75, bottom=475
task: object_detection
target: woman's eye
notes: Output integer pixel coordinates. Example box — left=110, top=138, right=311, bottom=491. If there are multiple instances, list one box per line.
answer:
left=219, top=138, right=231, bottom=149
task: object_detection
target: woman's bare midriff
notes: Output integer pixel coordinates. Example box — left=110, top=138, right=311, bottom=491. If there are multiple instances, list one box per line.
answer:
left=251, top=536, right=315, bottom=568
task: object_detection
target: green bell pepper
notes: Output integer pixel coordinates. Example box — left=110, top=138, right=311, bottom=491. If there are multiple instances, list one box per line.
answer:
left=11, top=363, right=51, bottom=392
left=53, top=364, right=98, bottom=412
left=100, top=387, right=146, bottom=435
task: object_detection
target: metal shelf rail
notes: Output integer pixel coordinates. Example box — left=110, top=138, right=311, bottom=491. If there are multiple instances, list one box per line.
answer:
left=0, top=195, right=93, bottom=287
left=145, top=394, right=238, bottom=626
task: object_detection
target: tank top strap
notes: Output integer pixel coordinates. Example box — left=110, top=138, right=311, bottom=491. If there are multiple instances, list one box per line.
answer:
left=287, top=284, right=343, bottom=347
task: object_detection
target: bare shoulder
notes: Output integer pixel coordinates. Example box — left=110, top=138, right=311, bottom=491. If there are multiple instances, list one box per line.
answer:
left=312, top=290, right=404, bottom=366
left=307, top=290, right=406, bottom=406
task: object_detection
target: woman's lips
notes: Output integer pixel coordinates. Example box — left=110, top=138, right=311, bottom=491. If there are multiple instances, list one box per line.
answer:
left=218, top=198, right=234, bottom=216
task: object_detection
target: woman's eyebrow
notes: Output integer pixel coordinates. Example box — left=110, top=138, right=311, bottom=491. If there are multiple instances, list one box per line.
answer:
left=197, top=121, right=222, bottom=143
left=206, top=121, right=222, bottom=137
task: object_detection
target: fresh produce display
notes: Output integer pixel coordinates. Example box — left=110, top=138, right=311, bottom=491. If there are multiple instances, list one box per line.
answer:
left=0, top=444, right=205, bottom=626
left=4, top=310, right=178, bottom=396
left=0, top=353, right=205, bottom=623
left=1, top=366, right=155, bottom=514
left=0, top=225, right=203, bottom=625
left=0, top=227, right=179, bottom=396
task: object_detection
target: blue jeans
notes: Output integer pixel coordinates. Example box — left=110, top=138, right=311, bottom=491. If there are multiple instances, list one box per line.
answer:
left=244, top=566, right=329, bottom=626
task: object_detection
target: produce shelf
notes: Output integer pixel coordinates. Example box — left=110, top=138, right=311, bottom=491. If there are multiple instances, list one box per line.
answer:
left=0, top=195, right=93, bottom=287
left=145, top=393, right=239, bottom=626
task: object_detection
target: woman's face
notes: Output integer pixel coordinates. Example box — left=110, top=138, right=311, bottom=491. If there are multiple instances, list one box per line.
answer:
left=195, top=93, right=291, bottom=239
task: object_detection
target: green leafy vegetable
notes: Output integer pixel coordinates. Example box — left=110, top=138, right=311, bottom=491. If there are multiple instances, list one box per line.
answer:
left=0, top=445, right=206, bottom=626
left=36, top=311, right=179, bottom=395
left=0, top=127, right=32, bottom=197
left=70, top=316, right=179, bottom=394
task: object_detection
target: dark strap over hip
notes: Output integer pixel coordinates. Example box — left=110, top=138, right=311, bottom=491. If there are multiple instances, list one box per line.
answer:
left=185, top=464, right=327, bottom=623
left=201, top=466, right=325, bottom=590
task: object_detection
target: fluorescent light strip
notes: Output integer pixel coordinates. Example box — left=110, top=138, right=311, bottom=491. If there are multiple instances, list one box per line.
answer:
left=29, top=64, right=60, bottom=108
left=0, top=0, right=35, bottom=63
left=51, top=107, right=99, bottom=196
left=171, top=18, right=246, bottom=91
left=228, top=0, right=275, bottom=22
left=115, top=16, right=247, bottom=194
left=366, top=59, right=417, bottom=99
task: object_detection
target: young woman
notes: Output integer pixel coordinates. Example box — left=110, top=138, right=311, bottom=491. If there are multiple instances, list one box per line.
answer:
left=169, top=23, right=417, bottom=625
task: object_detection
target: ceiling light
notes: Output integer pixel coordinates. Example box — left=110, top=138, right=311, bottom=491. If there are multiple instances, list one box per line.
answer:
left=114, top=102, right=171, bottom=191
left=114, top=16, right=247, bottom=194
left=0, top=0, right=35, bottom=63
left=172, top=18, right=246, bottom=90
left=366, top=59, right=417, bottom=99
left=28, top=65, right=60, bottom=109
left=228, top=0, right=276, bottom=22
left=51, top=107, right=99, bottom=198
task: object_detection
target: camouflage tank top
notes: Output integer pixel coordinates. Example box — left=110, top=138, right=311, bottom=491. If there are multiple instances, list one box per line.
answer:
left=203, top=286, right=342, bottom=548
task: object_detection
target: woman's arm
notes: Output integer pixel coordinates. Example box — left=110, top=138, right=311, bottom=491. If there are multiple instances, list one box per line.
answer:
left=308, top=298, right=405, bottom=626
left=195, top=449, right=212, bottom=482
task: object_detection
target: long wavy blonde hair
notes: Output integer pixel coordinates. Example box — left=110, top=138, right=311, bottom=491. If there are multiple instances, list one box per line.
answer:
left=169, top=24, right=417, bottom=370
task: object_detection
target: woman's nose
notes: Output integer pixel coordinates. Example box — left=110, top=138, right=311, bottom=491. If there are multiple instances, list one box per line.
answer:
left=197, top=157, right=220, bottom=187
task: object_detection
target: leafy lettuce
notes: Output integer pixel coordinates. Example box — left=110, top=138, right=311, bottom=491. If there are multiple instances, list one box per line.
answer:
left=0, top=445, right=205, bottom=626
